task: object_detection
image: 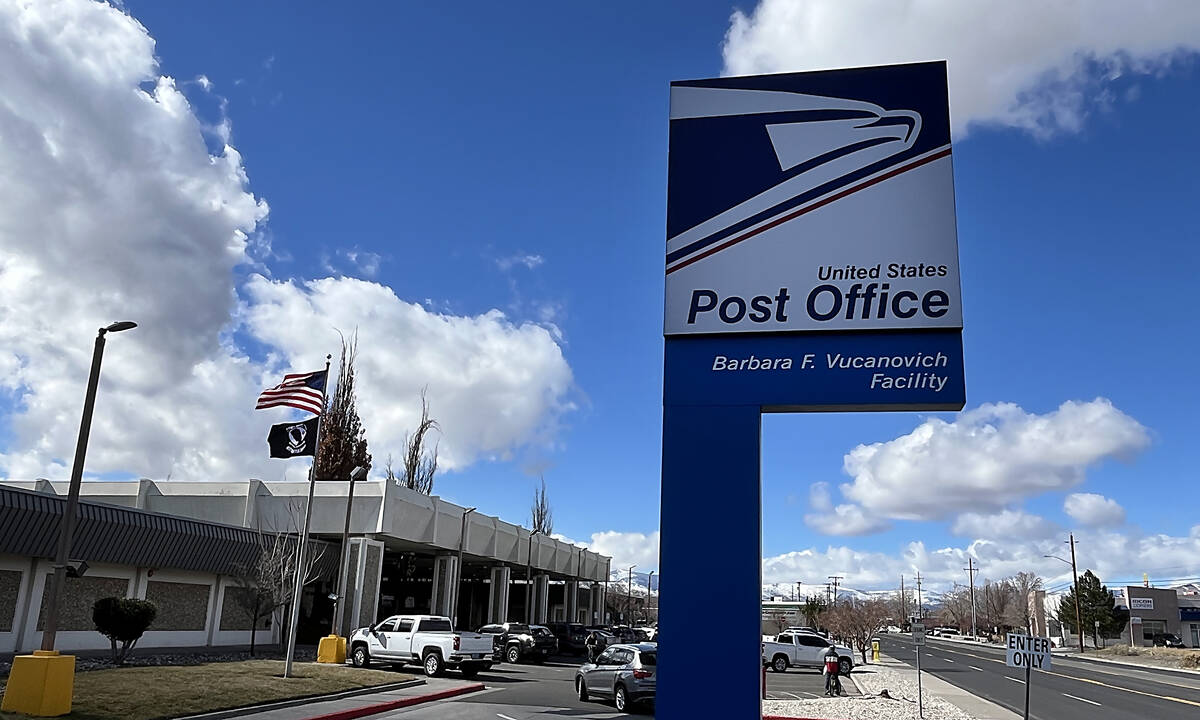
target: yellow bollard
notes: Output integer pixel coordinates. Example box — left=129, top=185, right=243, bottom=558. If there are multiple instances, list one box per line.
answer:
left=1, top=650, right=75, bottom=717
left=317, top=635, right=347, bottom=664
left=872, top=639, right=880, bottom=662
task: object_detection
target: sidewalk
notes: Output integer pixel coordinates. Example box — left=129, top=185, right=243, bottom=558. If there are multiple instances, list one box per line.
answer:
left=875, top=654, right=1019, bottom=720
left=186, top=677, right=484, bottom=720
left=1051, top=648, right=1200, bottom=677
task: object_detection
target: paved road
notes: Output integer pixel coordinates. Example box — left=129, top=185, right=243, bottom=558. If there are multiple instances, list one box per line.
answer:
left=879, top=634, right=1200, bottom=720
left=375, top=657, right=654, bottom=719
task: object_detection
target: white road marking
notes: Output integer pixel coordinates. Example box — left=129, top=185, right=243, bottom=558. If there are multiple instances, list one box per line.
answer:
left=1063, top=693, right=1101, bottom=706
left=497, top=714, right=518, bottom=720
left=1005, top=676, right=1026, bottom=685
left=781, top=691, right=803, bottom=700
left=969, top=665, right=984, bottom=671
left=943, top=658, right=955, bottom=663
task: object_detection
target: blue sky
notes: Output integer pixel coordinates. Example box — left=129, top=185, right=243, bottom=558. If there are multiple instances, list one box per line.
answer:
left=2, top=1, right=1198, bottom=592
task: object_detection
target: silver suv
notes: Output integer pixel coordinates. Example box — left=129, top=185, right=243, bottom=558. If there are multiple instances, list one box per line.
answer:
left=575, top=642, right=656, bottom=713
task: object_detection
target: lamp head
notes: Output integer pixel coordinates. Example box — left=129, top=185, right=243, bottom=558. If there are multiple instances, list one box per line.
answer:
left=103, top=321, right=137, bottom=334
left=350, top=466, right=368, bottom=481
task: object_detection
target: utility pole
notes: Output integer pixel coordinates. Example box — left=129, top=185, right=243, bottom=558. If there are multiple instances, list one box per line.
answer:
left=1069, top=533, right=1084, bottom=654
left=627, top=565, right=637, bottom=623
left=828, top=576, right=843, bottom=607
left=915, top=572, right=924, bottom=620
left=964, top=557, right=978, bottom=638
left=900, top=575, right=907, bottom=625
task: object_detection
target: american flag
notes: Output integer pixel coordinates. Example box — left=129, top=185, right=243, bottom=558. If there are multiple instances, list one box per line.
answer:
left=255, top=370, right=327, bottom=415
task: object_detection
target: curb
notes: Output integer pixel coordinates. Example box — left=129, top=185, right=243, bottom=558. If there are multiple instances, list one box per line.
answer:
left=300, top=682, right=486, bottom=720
left=175, top=679, right=426, bottom=720
left=1055, top=650, right=1200, bottom=677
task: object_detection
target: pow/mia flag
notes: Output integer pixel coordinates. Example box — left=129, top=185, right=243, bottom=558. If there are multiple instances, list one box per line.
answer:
left=267, top=417, right=320, bottom=458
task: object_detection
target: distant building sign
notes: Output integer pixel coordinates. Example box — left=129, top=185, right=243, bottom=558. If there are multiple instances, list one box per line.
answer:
left=1130, top=597, right=1154, bottom=610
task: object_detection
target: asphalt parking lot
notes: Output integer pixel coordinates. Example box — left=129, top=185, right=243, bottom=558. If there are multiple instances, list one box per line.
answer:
left=764, top=663, right=861, bottom=700
left=374, top=656, right=656, bottom=719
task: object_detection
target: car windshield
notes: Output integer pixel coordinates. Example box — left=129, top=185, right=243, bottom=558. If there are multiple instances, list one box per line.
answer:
left=640, top=651, right=656, bottom=666
left=532, top=627, right=553, bottom=637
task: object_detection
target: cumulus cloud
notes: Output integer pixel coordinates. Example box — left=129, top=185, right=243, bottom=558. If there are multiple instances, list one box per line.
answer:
left=0, top=0, right=575, bottom=481
left=832, top=399, right=1148, bottom=523
left=242, top=276, right=574, bottom=470
left=762, top=525, right=1200, bottom=593
left=1064, top=493, right=1126, bottom=527
left=722, top=1, right=1200, bottom=137
left=951, top=509, right=1058, bottom=540
left=559, top=530, right=659, bottom=573
left=804, top=482, right=889, bottom=536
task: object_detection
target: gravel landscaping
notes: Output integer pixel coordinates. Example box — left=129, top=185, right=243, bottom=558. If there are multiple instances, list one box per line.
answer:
left=764, top=663, right=974, bottom=720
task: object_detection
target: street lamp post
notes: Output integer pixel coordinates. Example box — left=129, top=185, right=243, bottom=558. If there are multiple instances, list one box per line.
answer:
left=1045, top=541, right=1085, bottom=654
left=453, top=507, right=476, bottom=628
left=41, top=321, right=137, bottom=652
left=525, top=529, right=541, bottom=624
left=627, top=565, right=637, bottom=624
left=647, top=570, right=655, bottom=622
left=331, top=466, right=367, bottom=636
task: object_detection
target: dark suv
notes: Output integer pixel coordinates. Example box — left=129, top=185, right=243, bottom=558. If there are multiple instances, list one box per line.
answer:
left=546, top=622, right=589, bottom=656
left=478, top=622, right=559, bottom=663
left=1152, top=632, right=1185, bottom=648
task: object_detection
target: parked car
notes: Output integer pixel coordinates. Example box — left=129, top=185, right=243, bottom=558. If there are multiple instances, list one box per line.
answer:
left=633, top=626, right=657, bottom=642
left=349, top=615, right=493, bottom=678
left=575, top=642, right=656, bottom=713
left=546, top=622, right=589, bottom=655
left=762, top=631, right=854, bottom=675
left=1152, top=633, right=1185, bottom=648
left=610, top=625, right=639, bottom=644
left=477, top=621, right=559, bottom=663
left=937, top=627, right=961, bottom=638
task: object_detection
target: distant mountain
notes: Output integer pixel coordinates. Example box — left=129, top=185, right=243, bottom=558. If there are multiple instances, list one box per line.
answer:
left=762, top=582, right=873, bottom=603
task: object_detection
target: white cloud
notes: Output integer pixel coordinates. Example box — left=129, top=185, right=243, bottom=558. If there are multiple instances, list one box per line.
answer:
left=242, top=276, right=574, bottom=470
left=722, top=1, right=1200, bottom=137
left=0, top=0, right=576, bottom=482
left=951, top=509, right=1058, bottom=540
left=562, top=530, right=659, bottom=574
left=496, top=254, right=544, bottom=272
left=804, top=482, right=889, bottom=536
left=761, top=525, right=1200, bottom=594
left=834, top=399, right=1148, bottom=522
left=1064, top=493, right=1126, bottom=527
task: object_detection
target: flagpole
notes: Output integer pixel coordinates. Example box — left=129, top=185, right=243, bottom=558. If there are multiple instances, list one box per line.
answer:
left=284, top=354, right=332, bottom=679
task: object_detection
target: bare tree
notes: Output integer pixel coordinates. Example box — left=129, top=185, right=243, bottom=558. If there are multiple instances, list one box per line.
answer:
left=316, top=332, right=372, bottom=480
left=231, top=504, right=326, bottom=655
left=891, top=585, right=915, bottom=625
left=823, top=597, right=891, bottom=664
left=981, top=578, right=1017, bottom=634
left=530, top=476, right=553, bottom=535
left=1012, top=571, right=1044, bottom=633
left=801, top=595, right=827, bottom=629
left=397, top=388, right=438, bottom=494
left=938, top=584, right=972, bottom=631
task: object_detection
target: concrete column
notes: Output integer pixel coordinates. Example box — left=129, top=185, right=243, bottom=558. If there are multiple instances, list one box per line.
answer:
left=582, top=582, right=593, bottom=625
left=430, top=553, right=460, bottom=618
left=593, top=583, right=606, bottom=625
left=488, top=566, right=511, bottom=623
left=564, top=580, right=579, bottom=624
left=342, top=538, right=385, bottom=635
left=533, top=574, right=550, bottom=624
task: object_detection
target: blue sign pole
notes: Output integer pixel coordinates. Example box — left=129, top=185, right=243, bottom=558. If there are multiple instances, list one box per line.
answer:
left=658, top=401, right=762, bottom=717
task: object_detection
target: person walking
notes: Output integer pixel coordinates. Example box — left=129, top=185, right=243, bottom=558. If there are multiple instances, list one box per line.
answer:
left=823, top=645, right=843, bottom=696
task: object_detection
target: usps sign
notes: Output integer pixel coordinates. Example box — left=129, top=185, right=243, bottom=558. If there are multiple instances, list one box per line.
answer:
left=662, top=61, right=965, bottom=412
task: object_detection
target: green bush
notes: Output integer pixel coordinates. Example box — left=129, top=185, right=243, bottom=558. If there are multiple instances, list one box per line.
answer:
left=93, top=597, right=157, bottom=666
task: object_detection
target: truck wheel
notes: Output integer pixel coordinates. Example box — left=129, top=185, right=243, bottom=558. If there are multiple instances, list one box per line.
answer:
left=576, top=676, right=589, bottom=701
left=351, top=644, right=370, bottom=668
left=506, top=645, right=522, bottom=664
left=839, top=657, right=853, bottom=676
left=772, top=655, right=788, bottom=673
left=423, top=651, right=444, bottom=677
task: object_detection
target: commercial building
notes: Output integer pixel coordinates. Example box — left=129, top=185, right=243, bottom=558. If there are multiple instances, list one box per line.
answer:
left=0, top=478, right=610, bottom=654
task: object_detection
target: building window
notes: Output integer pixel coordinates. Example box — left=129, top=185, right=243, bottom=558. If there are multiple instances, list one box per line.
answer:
left=1140, top=620, right=1166, bottom=641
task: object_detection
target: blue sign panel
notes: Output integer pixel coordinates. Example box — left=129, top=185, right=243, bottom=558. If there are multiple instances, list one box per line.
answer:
left=665, top=330, right=964, bottom=411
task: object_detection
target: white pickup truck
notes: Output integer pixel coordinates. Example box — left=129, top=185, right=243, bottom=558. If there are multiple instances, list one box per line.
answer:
left=348, top=614, right=494, bottom=678
left=762, top=631, right=854, bottom=675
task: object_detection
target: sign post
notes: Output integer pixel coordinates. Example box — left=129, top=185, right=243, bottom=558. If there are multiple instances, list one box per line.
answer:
left=912, top=623, right=926, bottom=718
left=1006, top=633, right=1052, bottom=720
left=659, top=61, right=965, bottom=717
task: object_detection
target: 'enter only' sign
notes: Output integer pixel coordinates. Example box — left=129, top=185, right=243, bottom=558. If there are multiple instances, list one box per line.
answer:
left=1005, top=634, right=1052, bottom=670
